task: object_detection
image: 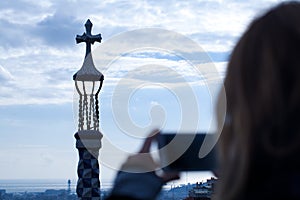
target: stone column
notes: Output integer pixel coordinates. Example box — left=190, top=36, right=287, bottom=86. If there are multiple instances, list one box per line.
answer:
left=75, top=130, right=103, bottom=199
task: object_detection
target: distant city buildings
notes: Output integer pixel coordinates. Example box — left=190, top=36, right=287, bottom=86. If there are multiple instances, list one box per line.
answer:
left=185, top=177, right=217, bottom=200
left=0, top=177, right=217, bottom=200
left=0, top=189, right=76, bottom=200
left=0, top=188, right=113, bottom=200
left=157, top=177, right=217, bottom=200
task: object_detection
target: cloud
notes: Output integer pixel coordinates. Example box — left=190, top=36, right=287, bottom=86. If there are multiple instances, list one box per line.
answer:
left=0, top=0, right=288, bottom=106
left=0, top=0, right=83, bottom=48
left=0, top=19, right=31, bottom=48
left=0, top=50, right=76, bottom=105
left=0, top=0, right=54, bottom=48
left=0, top=0, right=52, bottom=24
left=35, top=13, right=82, bottom=47
left=0, top=65, right=14, bottom=81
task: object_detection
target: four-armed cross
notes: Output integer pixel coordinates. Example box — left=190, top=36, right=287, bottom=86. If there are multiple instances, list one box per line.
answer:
left=76, top=19, right=102, bottom=58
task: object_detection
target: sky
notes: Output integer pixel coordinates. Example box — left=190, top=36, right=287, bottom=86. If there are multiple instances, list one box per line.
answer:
left=0, top=0, right=293, bottom=187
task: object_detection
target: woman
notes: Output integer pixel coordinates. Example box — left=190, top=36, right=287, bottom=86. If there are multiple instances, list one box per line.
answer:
left=216, top=1, right=300, bottom=200
left=107, top=2, right=300, bottom=199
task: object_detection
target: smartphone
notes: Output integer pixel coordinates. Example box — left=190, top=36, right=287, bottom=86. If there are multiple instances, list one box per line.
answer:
left=157, top=132, right=218, bottom=171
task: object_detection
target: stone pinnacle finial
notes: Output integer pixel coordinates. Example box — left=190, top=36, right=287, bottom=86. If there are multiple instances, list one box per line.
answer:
left=73, top=19, right=103, bottom=81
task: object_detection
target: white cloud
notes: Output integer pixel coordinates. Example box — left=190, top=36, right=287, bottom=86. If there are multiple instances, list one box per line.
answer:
left=0, top=65, right=14, bottom=81
left=0, top=0, right=289, bottom=105
left=0, top=46, right=78, bottom=105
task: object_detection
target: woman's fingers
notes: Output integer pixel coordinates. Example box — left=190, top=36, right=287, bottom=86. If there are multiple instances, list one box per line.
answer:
left=139, top=129, right=160, bottom=153
left=122, top=129, right=180, bottom=182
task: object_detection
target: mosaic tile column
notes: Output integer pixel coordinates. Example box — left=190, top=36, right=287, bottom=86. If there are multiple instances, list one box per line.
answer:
left=75, top=130, right=102, bottom=200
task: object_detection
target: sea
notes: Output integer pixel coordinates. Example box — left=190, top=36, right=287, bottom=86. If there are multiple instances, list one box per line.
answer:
left=0, top=179, right=113, bottom=193
left=0, top=179, right=75, bottom=193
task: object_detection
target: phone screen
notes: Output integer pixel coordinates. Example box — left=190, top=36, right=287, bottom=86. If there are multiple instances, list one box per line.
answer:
left=157, top=133, right=217, bottom=171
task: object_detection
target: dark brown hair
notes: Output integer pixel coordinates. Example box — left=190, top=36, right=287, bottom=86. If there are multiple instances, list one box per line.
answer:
left=216, top=2, right=300, bottom=200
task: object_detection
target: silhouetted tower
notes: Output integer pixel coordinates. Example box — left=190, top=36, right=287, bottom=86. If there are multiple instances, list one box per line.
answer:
left=67, top=179, right=71, bottom=194
left=73, top=19, right=104, bottom=200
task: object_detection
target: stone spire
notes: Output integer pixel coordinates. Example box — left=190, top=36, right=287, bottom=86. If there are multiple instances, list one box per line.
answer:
left=73, top=19, right=104, bottom=200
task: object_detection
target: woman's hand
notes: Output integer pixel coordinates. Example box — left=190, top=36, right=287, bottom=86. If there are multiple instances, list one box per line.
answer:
left=107, top=130, right=180, bottom=200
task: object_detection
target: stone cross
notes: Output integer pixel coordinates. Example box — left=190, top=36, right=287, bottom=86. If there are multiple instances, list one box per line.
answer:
left=76, top=19, right=102, bottom=58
